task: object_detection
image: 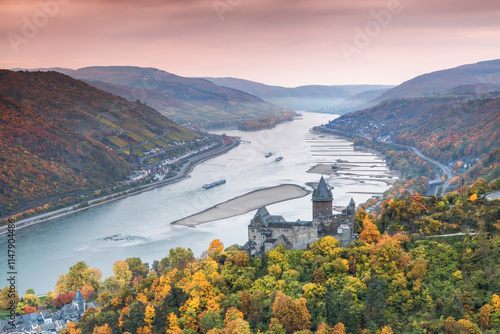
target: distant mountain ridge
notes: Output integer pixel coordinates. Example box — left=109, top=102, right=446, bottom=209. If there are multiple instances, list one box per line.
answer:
left=204, top=76, right=393, bottom=111
left=314, top=59, right=500, bottom=115
left=377, top=59, right=500, bottom=101
left=56, top=66, right=293, bottom=123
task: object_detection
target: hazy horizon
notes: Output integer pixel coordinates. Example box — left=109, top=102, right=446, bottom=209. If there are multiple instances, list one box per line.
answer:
left=1, top=0, right=500, bottom=87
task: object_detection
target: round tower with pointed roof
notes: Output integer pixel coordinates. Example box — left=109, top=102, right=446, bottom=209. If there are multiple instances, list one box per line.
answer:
left=312, top=176, right=333, bottom=220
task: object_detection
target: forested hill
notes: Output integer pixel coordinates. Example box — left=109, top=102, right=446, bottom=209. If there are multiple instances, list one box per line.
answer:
left=326, top=94, right=500, bottom=166
left=377, top=59, right=500, bottom=101
left=16, top=179, right=499, bottom=334
left=60, top=66, right=293, bottom=123
left=0, top=70, right=200, bottom=216
left=315, top=59, right=500, bottom=116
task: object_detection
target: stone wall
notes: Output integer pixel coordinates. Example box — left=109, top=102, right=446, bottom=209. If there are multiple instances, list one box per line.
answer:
left=318, top=212, right=356, bottom=236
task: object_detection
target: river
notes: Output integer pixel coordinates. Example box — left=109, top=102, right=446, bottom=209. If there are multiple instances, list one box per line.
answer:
left=0, top=112, right=395, bottom=294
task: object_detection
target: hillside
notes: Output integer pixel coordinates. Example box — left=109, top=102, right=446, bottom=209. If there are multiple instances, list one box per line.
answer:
left=378, top=59, right=500, bottom=101
left=204, top=76, right=393, bottom=111
left=315, top=88, right=390, bottom=114
left=0, top=70, right=201, bottom=216
left=10, top=179, right=499, bottom=334
left=326, top=94, right=500, bottom=165
left=60, top=67, right=293, bottom=123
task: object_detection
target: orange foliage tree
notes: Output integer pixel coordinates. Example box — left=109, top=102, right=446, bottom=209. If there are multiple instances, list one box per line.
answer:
left=271, top=291, right=311, bottom=333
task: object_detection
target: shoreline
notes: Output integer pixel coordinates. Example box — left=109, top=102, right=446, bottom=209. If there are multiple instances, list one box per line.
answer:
left=171, top=184, right=310, bottom=227
left=0, top=140, right=239, bottom=237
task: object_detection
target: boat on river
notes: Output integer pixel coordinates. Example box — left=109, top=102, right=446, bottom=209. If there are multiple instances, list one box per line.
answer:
left=202, top=180, right=226, bottom=189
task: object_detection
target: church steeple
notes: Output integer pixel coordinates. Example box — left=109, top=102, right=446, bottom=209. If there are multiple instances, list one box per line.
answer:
left=312, top=177, right=333, bottom=219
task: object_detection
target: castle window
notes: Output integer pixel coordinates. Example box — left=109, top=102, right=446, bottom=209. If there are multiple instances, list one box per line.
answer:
left=337, top=227, right=342, bottom=234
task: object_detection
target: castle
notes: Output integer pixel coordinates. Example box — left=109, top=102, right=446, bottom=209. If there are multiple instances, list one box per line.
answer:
left=244, top=177, right=357, bottom=256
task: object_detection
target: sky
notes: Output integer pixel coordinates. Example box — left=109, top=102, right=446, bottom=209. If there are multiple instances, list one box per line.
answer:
left=1, top=0, right=500, bottom=87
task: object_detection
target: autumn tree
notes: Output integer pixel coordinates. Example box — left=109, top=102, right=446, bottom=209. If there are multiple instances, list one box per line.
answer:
left=380, top=326, right=394, bottom=334
left=315, top=322, right=330, bottom=334
left=355, top=209, right=370, bottom=233
left=92, top=324, right=112, bottom=334
left=53, top=291, right=76, bottom=308
left=125, top=257, right=149, bottom=279
left=102, top=260, right=132, bottom=294
left=269, top=318, right=286, bottom=334
left=359, top=219, right=381, bottom=244
left=240, top=289, right=265, bottom=325
left=224, top=318, right=251, bottom=334
left=492, top=294, right=500, bottom=312
left=332, top=323, right=346, bottom=334
left=168, top=247, right=194, bottom=269
left=55, top=261, right=102, bottom=294
left=310, top=236, right=341, bottom=260
left=234, top=251, right=250, bottom=267
left=23, top=305, right=36, bottom=314
left=65, top=321, right=83, bottom=334
left=0, top=286, right=19, bottom=309
left=23, top=293, right=40, bottom=307
left=272, top=291, right=311, bottom=333
left=478, top=304, right=492, bottom=330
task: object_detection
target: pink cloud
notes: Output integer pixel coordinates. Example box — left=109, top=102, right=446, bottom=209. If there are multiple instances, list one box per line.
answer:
left=1, top=0, right=499, bottom=86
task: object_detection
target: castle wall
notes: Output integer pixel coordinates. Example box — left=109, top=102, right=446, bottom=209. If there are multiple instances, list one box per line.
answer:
left=318, top=212, right=356, bottom=236
left=334, top=230, right=352, bottom=247
left=249, top=223, right=320, bottom=252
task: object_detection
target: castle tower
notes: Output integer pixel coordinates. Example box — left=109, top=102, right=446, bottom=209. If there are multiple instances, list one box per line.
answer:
left=347, top=197, right=356, bottom=215
left=312, top=177, right=333, bottom=219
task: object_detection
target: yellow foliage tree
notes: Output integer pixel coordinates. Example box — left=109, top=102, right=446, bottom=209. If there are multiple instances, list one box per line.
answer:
left=209, top=239, right=224, bottom=253
left=332, top=323, right=346, bottom=334
left=144, top=304, right=155, bottom=326
left=136, top=326, right=152, bottom=334
left=469, top=193, right=477, bottom=202
left=315, top=322, right=330, bottom=334
left=310, top=236, right=341, bottom=260
left=457, top=318, right=481, bottom=334
left=224, top=318, right=251, bottom=334
left=491, top=294, right=500, bottom=312
left=380, top=325, right=394, bottom=334
left=92, top=324, right=112, bottom=334
left=272, top=291, right=311, bottom=333
left=359, top=220, right=381, bottom=244
left=167, top=312, right=181, bottom=333
left=66, top=322, right=82, bottom=334
left=118, top=307, right=130, bottom=327
left=224, top=307, right=244, bottom=324
left=478, top=304, right=491, bottom=330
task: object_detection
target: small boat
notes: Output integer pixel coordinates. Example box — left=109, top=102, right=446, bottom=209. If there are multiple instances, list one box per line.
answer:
left=275, top=156, right=283, bottom=162
left=202, top=180, right=226, bottom=189
left=265, top=152, right=273, bottom=158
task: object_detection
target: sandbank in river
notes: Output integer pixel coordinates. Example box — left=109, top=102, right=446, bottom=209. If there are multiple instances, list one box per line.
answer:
left=171, top=184, right=309, bottom=227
